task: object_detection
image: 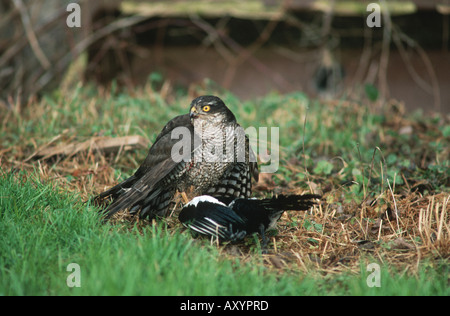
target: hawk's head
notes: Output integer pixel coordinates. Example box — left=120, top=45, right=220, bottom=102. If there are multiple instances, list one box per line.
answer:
left=189, top=95, right=236, bottom=124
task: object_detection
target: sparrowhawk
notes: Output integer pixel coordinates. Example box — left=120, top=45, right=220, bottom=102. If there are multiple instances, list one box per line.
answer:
left=94, top=95, right=259, bottom=220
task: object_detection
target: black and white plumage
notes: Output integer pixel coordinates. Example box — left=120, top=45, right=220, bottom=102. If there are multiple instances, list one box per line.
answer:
left=178, top=194, right=321, bottom=246
left=94, top=95, right=259, bottom=220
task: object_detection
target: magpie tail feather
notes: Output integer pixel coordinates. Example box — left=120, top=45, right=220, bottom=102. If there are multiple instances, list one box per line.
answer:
left=265, top=194, right=321, bottom=211
left=238, top=194, right=321, bottom=212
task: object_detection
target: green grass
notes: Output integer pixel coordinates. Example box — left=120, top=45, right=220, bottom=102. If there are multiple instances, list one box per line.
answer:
left=2, top=84, right=448, bottom=196
left=0, top=170, right=448, bottom=296
left=0, top=83, right=448, bottom=296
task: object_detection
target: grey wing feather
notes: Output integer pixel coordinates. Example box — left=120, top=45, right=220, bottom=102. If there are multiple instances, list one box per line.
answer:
left=134, top=114, right=192, bottom=177
left=96, top=114, right=194, bottom=218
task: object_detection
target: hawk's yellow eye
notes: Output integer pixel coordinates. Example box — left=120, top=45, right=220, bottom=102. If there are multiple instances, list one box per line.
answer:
left=202, top=105, right=211, bottom=112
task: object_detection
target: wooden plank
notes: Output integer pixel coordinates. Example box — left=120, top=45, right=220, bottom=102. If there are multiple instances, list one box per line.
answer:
left=35, top=135, right=150, bottom=159
left=121, top=0, right=284, bottom=20
left=287, top=0, right=444, bottom=11
left=121, top=0, right=444, bottom=20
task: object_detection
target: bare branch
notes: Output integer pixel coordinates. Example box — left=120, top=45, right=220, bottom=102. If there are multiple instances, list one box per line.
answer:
left=12, top=0, right=51, bottom=70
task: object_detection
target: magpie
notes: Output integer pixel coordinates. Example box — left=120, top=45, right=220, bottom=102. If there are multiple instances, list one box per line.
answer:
left=178, top=194, right=320, bottom=248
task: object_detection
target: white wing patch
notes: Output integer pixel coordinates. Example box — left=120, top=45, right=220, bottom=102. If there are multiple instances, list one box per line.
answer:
left=187, top=217, right=228, bottom=239
left=185, top=195, right=226, bottom=207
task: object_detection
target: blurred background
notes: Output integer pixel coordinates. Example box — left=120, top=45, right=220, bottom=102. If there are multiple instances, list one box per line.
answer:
left=1, top=0, right=449, bottom=113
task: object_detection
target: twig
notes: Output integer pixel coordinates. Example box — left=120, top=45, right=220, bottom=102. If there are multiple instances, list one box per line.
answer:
left=378, top=0, right=392, bottom=105
left=23, top=134, right=62, bottom=162
left=352, top=24, right=373, bottom=89
left=0, top=6, right=65, bottom=70
left=12, top=0, right=51, bottom=70
left=32, top=14, right=149, bottom=95
left=375, top=145, right=401, bottom=235
left=188, top=15, right=235, bottom=63
left=301, top=108, right=313, bottom=193
left=386, top=176, right=400, bottom=235
left=0, top=5, right=19, bottom=35
left=190, top=14, right=292, bottom=91
left=320, top=0, right=335, bottom=43
left=391, top=26, right=441, bottom=112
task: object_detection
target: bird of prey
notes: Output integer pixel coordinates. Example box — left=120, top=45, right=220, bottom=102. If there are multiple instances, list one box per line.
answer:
left=94, top=95, right=259, bottom=220
left=178, top=194, right=320, bottom=247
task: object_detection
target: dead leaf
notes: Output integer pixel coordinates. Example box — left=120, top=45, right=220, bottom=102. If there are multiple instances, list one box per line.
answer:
left=391, top=237, right=415, bottom=250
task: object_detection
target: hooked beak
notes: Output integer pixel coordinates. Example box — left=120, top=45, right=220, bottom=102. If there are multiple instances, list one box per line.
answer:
left=190, top=106, right=199, bottom=119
